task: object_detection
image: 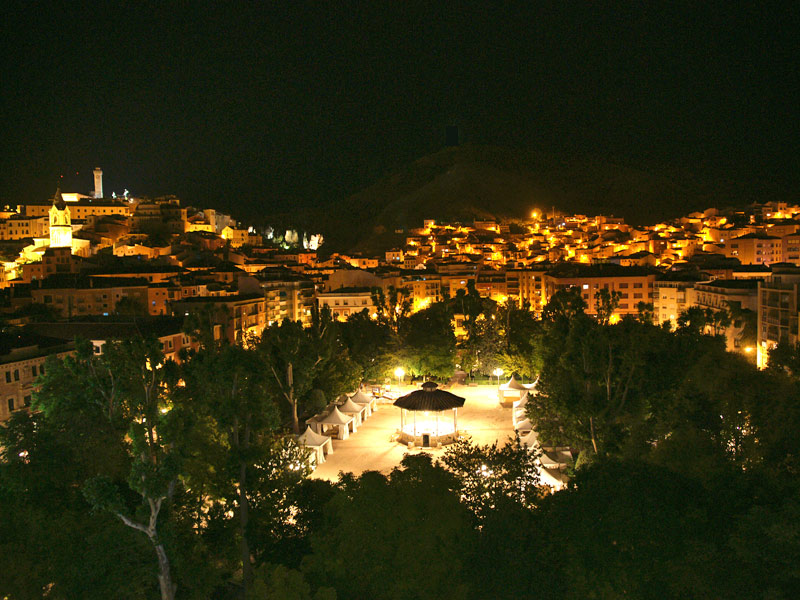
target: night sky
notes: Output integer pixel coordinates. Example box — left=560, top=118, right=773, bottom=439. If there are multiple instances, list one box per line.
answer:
left=1, top=3, right=798, bottom=221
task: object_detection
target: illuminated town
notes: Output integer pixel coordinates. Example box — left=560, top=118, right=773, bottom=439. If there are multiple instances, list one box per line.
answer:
left=2, top=172, right=796, bottom=399
left=2, top=4, right=798, bottom=599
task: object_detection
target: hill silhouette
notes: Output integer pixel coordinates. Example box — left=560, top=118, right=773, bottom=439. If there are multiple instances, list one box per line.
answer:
left=290, top=145, right=794, bottom=254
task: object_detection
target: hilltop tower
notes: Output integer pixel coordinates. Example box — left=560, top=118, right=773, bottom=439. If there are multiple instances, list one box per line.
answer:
left=93, top=167, right=103, bottom=198
left=49, top=188, right=72, bottom=249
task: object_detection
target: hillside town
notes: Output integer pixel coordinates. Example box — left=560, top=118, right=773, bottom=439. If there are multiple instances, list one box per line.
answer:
left=2, top=169, right=800, bottom=421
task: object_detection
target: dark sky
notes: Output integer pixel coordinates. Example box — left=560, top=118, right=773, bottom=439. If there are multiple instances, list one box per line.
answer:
left=1, top=3, right=798, bottom=220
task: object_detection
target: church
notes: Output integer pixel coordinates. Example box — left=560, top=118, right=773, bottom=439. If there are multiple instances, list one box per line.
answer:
left=15, top=189, right=91, bottom=269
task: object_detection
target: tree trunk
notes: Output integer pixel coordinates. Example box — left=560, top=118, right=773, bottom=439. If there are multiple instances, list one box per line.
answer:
left=154, top=541, right=177, bottom=600
left=238, top=458, right=252, bottom=594
left=589, top=416, right=599, bottom=455
left=291, top=398, right=299, bottom=434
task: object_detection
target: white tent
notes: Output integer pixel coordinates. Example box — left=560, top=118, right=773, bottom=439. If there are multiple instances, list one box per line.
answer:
left=500, top=375, right=530, bottom=391
left=515, top=417, right=533, bottom=433
left=349, top=389, right=377, bottom=413
left=520, top=429, right=539, bottom=449
left=297, top=426, right=334, bottom=466
left=512, top=391, right=529, bottom=409
left=338, top=398, right=367, bottom=426
left=319, top=406, right=355, bottom=440
left=540, top=467, right=569, bottom=490
left=512, top=392, right=529, bottom=427
left=539, top=449, right=572, bottom=469
left=305, top=413, right=326, bottom=434
left=498, top=375, right=533, bottom=405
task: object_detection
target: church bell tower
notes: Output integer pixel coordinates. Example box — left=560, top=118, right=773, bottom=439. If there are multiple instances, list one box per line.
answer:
left=49, top=188, right=72, bottom=249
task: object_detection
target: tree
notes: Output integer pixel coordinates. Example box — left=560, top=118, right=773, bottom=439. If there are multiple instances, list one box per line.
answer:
left=181, top=343, right=279, bottom=595
left=302, top=455, right=473, bottom=599
left=258, top=308, right=360, bottom=433
left=397, top=301, right=456, bottom=378
left=339, top=310, right=397, bottom=382
left=370, top=285, right=410, bottom=331
left=441, top=437, right=543, bottom=523
left=541, top=287, right=587, bottom=322
left=594, top=288, right=621, bottom=325
left=36, top=337, right=185, bottom=600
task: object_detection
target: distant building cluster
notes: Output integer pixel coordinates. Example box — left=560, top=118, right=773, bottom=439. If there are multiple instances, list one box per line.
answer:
left=3, top=170, right=800, bottom=420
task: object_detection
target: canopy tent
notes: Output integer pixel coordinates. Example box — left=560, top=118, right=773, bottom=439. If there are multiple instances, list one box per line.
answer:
left=305, top=413, right=325, bottom=435
left=540, top=467, right=569, bottom=490
left=520, top=429, right=539, bottom=449
left=512, top=392, right=529, bottom=427
left=319, top=406, right=356, bottom=440
left=539, top=449, right=572, bottom=469
left=349, top=389, right=377, bottom=413
left=515, top=417, right=533, bottom=433
left=500, top=374, right=531, bottom=391
left=393, top=382, right=465, bottom=447
left=297, top=426, right=334, bottom=466
left=498, top=374, right=532, bottom=406
left=338, top=398, right=367, bottom=426
left=512, top=391, right=529, bottom=409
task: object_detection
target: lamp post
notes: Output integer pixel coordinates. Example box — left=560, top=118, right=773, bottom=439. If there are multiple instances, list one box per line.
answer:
left=394, top=367, right=405, bottom=390
left=492, top=367, right=504, bottom=386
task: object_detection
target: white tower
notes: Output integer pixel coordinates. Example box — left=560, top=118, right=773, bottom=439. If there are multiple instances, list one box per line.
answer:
left=93, top=167, right=103, bottom=199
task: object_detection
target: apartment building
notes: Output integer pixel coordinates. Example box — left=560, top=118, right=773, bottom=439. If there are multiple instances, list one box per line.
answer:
left=31, top=276, right=153, bottom=318
left=172, top=294, right=267, bottom=343
left=506, top=267, right=549, bottom=312
left=691, top=279, right=758, bottom=357
left=0, top=215, right=49, bottom=240
left=544, top=264, right=657, bottom=318
left=757, top=265, right=800, bottom=369
left=316, top=287, right=375, bottom=320
left=723, top=233, right=782, bottom=265
left=21, top=199, right=131, bottom=220
left=0, top=333, right=73, bottom=422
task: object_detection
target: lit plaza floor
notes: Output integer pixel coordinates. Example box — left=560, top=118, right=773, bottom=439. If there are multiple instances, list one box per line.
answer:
left=310, top=384, right=517, bottom=481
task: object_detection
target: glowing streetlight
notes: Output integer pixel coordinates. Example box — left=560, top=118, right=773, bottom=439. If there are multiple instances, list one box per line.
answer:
left=492, top=367, right=504, bottom=386
left=394, top=367, right=405, bottom=388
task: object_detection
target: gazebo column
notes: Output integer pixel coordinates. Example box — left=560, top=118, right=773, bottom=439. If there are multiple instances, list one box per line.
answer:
left=454, top=408, right=458, bottom=435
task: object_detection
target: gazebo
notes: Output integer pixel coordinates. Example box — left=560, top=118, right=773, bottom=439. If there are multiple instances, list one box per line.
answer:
left=393, top=381, right=465, bottom=447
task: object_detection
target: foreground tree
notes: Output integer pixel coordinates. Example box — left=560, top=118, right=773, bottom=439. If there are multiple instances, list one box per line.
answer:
left=181, top=343, right=279, bottom=595
left=302, top=455, right=473, bottom=599
left=441, top=437, right=543, bottom=523
left=37, top=338, right=185, bottom=600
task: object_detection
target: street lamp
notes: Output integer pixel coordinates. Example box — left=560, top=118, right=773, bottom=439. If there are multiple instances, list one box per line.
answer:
left=394, top=367, right=405, bottom=389
left=492, top=367, right=504, bottom=386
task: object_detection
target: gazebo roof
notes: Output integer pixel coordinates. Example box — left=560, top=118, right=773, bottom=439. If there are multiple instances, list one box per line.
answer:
left=394, top=382, right=465, bottom=412
left=297, top=426, right=331, bottom=447
left=319, top=406, right=353, bottom=425
left=349, top=389, right=373, bottom=404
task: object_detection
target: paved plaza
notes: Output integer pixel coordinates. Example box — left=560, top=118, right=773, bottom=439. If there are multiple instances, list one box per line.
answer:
left=310, top=384, right=517, bottom=481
